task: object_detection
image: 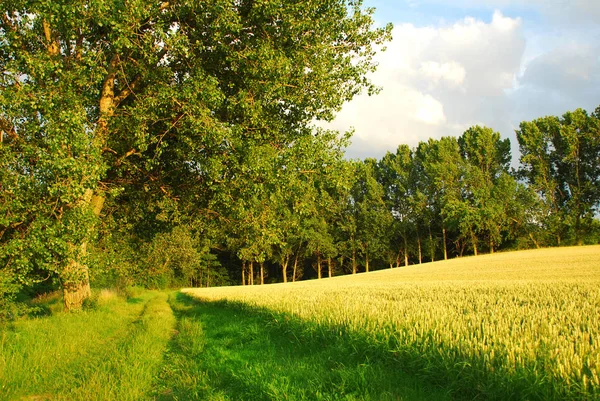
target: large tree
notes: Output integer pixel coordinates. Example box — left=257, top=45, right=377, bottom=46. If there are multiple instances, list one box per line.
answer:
left=0, top=0, right=391, bottom=308
left=457, top=126, right=512, bottom=254
left=517, top=108, right=600, bottom=245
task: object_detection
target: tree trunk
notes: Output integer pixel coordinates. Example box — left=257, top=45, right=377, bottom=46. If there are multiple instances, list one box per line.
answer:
left=62, top=259, right=92, bottom=311
left=489, top=238, right=494, bottom=254
left=365, top=251, right=369, bottom=273
left=260, top=261, right=264, bottom=285
left=352, top=248, right=357, bottom=274
left=404, top=235, right=409, bottom=266
left=62, top=190, right=104, bottom=311
left=417, top=235, right=422, bottom=264
left=62, top=50, right=118, bottom=310
left=529, top=233, right=540, bottom=249
left=428, top=225, right=435, bottom=262
left=471, top=230, right=478, bottom=256
left=242, top=261, right=246, bottom=286
left=442, top=226, right=448, bottom=260
left=327, top=257, right=332, bottom=278
left=282, top=256, right=289, bottom=283
left=317, top=252, right=322, bottom=279
left=249, top=261, right=254, bottom=286
left=292, top=253, right=299, bottom=282
left=576, top=214, right=583, bottom=245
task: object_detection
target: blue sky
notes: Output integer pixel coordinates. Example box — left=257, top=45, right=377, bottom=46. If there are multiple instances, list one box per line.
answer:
left=325, top=1, right=600, bottom=161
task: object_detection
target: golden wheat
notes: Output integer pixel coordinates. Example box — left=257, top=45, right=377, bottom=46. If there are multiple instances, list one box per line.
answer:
left=184, top=246, right=600, bottom=398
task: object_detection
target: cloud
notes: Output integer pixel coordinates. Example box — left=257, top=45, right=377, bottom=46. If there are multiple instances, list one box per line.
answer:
left=511, top=42, right=600, bottom=121
left=419, top=61, right=466, bottom=88
left=323, top=11, right=526, bottom=159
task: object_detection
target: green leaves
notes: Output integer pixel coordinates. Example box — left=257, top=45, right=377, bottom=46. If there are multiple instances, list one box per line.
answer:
left=517, top=108, right=600, bottom=245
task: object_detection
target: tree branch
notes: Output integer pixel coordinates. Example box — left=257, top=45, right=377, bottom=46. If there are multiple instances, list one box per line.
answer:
left=0, top=117, right=19, bottom=142
left=42, top=19, right=60, bottom=56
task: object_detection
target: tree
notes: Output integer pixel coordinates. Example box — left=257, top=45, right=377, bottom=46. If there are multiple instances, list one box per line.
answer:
left=376, top=146, right=414, bottom=266
left=413, top=140, right=445, bottom=261
left=353, top=159, right=391, bottom=271
left=429, top=137, right=465, bottom=258
left=0, top=0, right=391, bottom=308
left=458, top=126, right=512, bottom=254
left=517, top=108, right=600, bottom=245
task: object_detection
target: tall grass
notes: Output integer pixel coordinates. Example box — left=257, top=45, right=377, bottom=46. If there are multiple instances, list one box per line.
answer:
left=184, top=246, right=600, bottom=400
left=0, top=291, right=175, bottom=401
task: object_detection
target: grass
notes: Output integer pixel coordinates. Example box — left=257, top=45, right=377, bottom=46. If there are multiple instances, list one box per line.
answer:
left=184, top=246, right=600, bottom=401
left=153, top=292, right=449, bottom=401
left=1, top=290, right=445, bottom=400
left=0, top=291, right=175, bottom=401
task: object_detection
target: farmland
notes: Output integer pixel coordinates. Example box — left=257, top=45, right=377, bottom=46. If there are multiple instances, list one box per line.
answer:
left=1, top=246, right=599, bottom=400
left=184, top=246, right=600, bottom=400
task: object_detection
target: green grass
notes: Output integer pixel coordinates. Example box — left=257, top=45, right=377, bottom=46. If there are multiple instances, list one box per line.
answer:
left=0, top=291, right=175, bottom=401
left=1, top=289, right=448, bottom=401
left=154, top=292, right=449, bottom=401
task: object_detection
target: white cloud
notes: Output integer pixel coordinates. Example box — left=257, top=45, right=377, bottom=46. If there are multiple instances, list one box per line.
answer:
left=323, top=11, right=526, bottom=159
left=419, top=61, right=466, bottom=87
left=414, top=93, right=446, bottom=125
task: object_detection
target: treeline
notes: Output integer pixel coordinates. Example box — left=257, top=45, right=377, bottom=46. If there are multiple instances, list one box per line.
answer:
left=92, top=106, right=600, bottom=289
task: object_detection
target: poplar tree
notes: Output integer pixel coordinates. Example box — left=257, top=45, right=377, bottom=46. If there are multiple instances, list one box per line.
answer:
left=517, top=108, right=600, bottom=245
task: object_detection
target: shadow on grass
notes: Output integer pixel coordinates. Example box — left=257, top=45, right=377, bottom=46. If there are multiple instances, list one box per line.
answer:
left=153, top=292, right=451, bottom=401
left=126, top=297, right=144, bottom=305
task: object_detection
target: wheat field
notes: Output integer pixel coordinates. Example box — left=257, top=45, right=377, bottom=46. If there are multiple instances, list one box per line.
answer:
left=184, top=246, right=600, bottom=400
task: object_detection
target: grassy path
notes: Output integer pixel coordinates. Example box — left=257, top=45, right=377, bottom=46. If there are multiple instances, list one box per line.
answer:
left=0, top=292, right=175, bottom=401
left=1, top=291, right=448, bottom=401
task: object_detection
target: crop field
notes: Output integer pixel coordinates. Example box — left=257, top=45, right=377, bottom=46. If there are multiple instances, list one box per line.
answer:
left=184, top=246, right=600, bottom=400
left=1, top=246, right=598, bottom=400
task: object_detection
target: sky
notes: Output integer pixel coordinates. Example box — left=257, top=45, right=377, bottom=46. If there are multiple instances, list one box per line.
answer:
left=321, top=0, right=600, bottom=162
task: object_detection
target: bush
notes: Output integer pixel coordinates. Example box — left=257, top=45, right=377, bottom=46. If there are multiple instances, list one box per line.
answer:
left=0, top=269, right=34, bottom=321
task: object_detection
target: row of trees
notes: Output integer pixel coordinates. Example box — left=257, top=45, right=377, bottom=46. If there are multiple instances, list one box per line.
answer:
left=89, top=106, right=600, bottom=289
left=199, top=108, right=600, bottom=286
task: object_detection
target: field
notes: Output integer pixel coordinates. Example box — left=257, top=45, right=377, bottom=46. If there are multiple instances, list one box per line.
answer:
left=1, top=246, right=599, bottom=400
left=184, top=246, right=600, bottom=400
